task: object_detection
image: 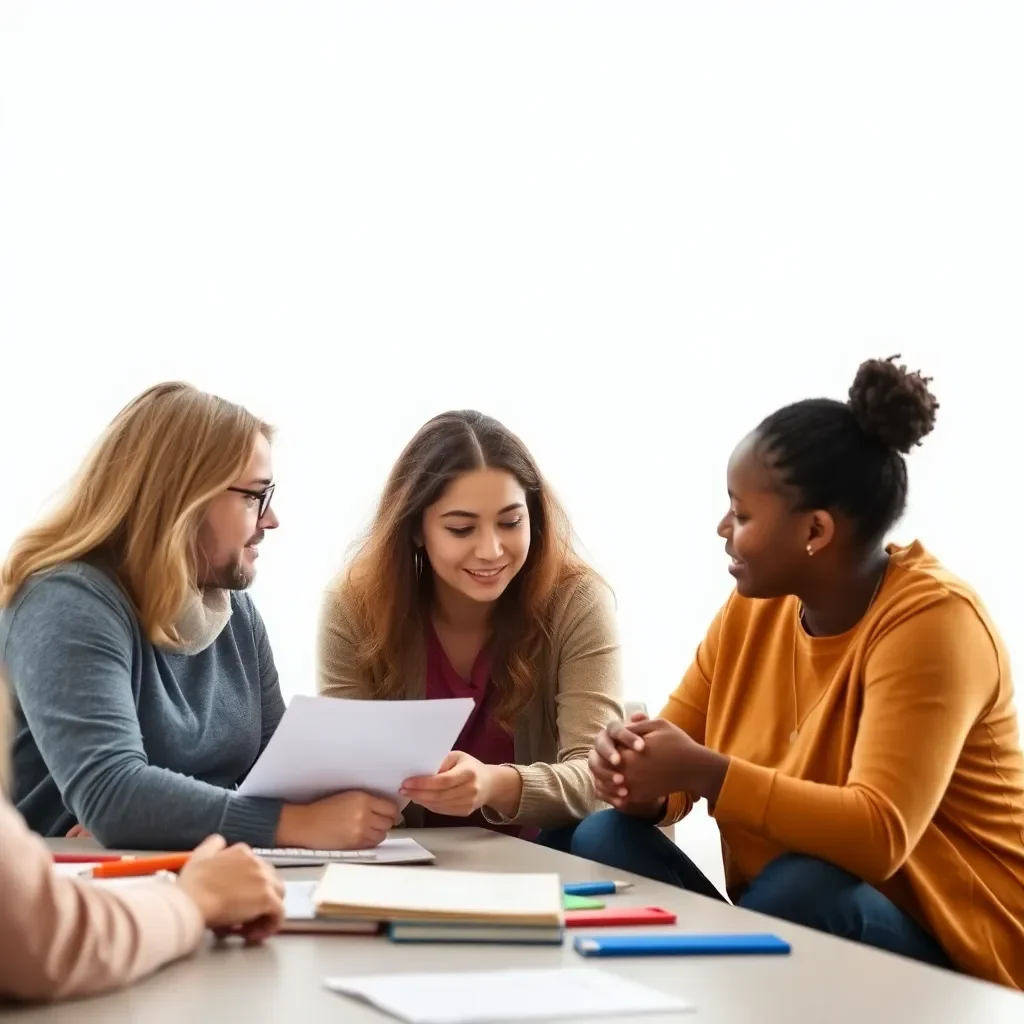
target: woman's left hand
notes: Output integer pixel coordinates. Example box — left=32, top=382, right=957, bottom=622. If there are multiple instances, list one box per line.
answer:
left=400, top=751, right=493, bottom=816
left=611, top=719, right=730, bottom=807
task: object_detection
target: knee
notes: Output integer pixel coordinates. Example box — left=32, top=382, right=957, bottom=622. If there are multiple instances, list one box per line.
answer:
left=570, top=809, right=657, bottom=861
left=741, top=854, right=864, bottom=931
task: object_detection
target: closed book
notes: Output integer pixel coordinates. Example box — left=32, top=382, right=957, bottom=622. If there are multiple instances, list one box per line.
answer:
left=313, top=864, right=563, bottom=927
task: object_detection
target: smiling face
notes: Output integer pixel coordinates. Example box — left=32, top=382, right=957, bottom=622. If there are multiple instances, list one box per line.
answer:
left=717, top=432, right=822, bottom=599
left=419, top=467, right=531, bottom=606
left=196, top=432, right=280, bottom=590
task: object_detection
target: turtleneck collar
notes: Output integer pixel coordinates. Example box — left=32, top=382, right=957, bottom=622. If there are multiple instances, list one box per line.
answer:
left=163, top=587, right=233, bottom=655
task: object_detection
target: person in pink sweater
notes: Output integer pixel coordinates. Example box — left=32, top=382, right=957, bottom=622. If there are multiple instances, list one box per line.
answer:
left=0, top=681, right=286, bottom=1003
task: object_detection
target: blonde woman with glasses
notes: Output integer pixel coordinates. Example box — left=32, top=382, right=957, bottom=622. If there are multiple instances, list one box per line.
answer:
left=0, top=383, right=396, bottom=852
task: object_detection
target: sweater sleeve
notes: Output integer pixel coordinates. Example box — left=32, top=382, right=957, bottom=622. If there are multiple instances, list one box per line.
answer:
left=656, top=605, right=721, bottom=826
left=482, top=578, right=625, bottom=829
left=712, top=595, right=998, bottom=884
left=5, top=573, right=281, bottom=850
left=0, top=800, right=204, bottom=1002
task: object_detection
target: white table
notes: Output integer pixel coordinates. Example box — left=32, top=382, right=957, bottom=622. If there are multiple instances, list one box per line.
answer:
left=4, top=828, right=1021, bottom=1022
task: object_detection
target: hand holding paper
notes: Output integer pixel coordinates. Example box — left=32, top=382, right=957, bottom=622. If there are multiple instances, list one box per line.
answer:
left=238, top=695, right=474, bottom=805
left=400, top=751, right=492, bottom=816
left=276, top=791, right=399, bottom=850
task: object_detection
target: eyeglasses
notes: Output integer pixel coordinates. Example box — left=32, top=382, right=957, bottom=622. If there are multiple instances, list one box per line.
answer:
left=227, top=483, right=276, bottom=520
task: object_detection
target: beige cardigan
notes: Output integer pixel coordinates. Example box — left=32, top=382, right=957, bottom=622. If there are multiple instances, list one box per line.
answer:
left=0, top=799, right=204, bottom=1002
left=317, top=575, right=624, bottom=830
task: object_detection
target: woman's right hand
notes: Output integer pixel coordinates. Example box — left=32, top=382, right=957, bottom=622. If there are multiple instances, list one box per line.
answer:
left=589, top=712, right=667, bottom=819
left=177, top=835, right=285, bottom=943
left=275, top=791, right=399, bottom=850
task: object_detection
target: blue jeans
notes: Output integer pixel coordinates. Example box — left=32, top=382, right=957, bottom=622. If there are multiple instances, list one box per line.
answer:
left=568, top=809, right=954, bottom=970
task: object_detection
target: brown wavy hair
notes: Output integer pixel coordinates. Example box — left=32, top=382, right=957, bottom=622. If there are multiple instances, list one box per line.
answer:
left=334, top=410, right=595, bottom=729
left=0, top=383, right=272, bottom=647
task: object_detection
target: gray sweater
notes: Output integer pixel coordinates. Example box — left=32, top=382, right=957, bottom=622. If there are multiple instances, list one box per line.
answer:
left=0, top=562, right=285, bottom=849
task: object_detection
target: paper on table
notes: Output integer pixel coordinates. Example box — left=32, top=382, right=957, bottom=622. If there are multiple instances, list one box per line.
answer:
left=256, top=837, right=435, bottom=866
left=325, top=967, right=692, bottom=1023
left=238, top=695, right=474, bottom=803
left=52, top=863, right=158, bottom=889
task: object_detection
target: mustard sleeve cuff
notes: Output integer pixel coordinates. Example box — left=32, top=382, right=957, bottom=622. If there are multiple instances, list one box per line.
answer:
left=658, top=791, right=690, bottom=827
left=712, top=756, right=777, bottom=829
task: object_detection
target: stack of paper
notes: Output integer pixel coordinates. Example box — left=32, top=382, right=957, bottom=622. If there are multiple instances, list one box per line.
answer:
left=313, top=863, right=564, bottom=945
left=325, top=967, right=693, bottom=1022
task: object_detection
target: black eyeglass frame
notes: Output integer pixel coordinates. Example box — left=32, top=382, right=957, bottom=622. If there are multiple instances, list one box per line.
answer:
left=228, top=483, right=275, bottom=519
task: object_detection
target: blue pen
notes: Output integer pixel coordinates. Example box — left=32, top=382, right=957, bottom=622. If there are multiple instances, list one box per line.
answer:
left=563, top=880, right=634, bottom=897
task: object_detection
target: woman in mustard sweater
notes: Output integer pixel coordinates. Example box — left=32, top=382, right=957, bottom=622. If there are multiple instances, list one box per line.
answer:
left=576, top=356, right=1024, bottom=990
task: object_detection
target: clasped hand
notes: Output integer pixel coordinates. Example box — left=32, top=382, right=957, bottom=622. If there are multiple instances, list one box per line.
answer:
left=589, top=712, right=721, bottom=813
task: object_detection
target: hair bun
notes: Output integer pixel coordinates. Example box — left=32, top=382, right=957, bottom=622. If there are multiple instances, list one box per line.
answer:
left=847, top=355, right=939, bottom=454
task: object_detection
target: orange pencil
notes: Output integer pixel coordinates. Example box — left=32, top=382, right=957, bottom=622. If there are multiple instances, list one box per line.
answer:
left=85, top=853, right=191, bottom=879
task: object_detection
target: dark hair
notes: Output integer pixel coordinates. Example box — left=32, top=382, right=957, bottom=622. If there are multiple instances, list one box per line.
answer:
left=335, top=410, right=593, bottom=728
left=755, top=355, right=939, bottom=544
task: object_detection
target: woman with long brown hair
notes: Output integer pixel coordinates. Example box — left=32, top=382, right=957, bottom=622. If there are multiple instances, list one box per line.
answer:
left=318, top=410, right=623, bottom=844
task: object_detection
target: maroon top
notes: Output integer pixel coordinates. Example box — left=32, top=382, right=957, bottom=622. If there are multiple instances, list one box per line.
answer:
left=422, top=626, right=534, bottom=839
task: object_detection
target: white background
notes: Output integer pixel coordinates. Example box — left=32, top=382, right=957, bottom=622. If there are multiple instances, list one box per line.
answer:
left=1, top=1, right=1021, bottom=878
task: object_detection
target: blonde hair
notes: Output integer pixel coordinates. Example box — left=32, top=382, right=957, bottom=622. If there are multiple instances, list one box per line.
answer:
left=0, top=383, right=272, bottom=646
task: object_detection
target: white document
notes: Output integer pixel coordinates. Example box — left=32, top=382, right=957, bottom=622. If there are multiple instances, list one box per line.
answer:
left=238, top=695, right=474, bottom=803
left=255, top=837, right=435, bottom=867
left=52, top=863, right=161, bottom=889
left=284, top=880, right=319, bottom=920
left=325, top=967, right=692, bottom=1023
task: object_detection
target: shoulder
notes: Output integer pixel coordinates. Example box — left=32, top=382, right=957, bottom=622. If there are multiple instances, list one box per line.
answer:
left=876, top=541, right=1001, bottom=646
left=547, top=572, right=619, bottom=646
left=228, top=590, right=262, bottom=630
left=1, top=562, right=136, bottom=638
left=868, top=540, right=1003, bottom=651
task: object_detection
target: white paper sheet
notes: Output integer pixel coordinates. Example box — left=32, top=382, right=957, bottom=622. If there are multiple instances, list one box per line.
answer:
left=52, top=863, right=160, bottom=888
left=284, top=880, right=319, bottom=920
left=325, top=967, right=692, bottom=1023
left=238, top=695, right=474, bottom=803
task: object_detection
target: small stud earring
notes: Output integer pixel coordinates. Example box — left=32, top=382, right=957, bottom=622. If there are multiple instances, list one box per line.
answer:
left=806, top=544, right=814, bottom=557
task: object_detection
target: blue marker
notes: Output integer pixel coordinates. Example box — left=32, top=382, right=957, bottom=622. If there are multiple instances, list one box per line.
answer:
left=563, top=880, right=634, bottom=897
